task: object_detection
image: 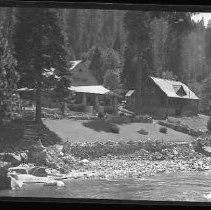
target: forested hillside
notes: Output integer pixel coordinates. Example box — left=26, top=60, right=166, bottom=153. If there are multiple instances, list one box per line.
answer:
left=1, top=7, right=211, bottom=122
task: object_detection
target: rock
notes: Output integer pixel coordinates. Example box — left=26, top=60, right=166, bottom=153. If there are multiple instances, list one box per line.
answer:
left=20, top=152, right=28, bottom=163
left=0, top=163, right=12, bottom=190
left=59, top=152, right=64, bottom=157
left=28, top=166, right=48, bottom=177
left=61, top=155, right=76, bottom=164
left=202, top=146, right=211, bottom=156
left=44, top=180, right=65, bottom=187
left=36, top=139, right=46, bottom=149
left=8, top=166, right=28, bottom=174
left=56, top=180, right=65, bottom=187
left=62, top=142, right=72, bottom=154
left=28, top=148, right=48, bottom=165
left=80, top=159, right=89, bottom=163
left=0, top=153, right=22, bottom=166
left=10, top=176, right=23, bottom=190
left=46, top=161, right=60, bottom=169
left=13, top=174, right=50, bottom=183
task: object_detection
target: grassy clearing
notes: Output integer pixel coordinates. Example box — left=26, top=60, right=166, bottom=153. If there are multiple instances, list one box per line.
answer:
left=43, top=118, right=193, bottom=144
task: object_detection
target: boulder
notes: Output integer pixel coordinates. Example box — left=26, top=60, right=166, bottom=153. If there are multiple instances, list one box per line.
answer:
left=0, top=162, right=12, bottom=190
left=61, top=155, right=76, bottom=164
left=44, top=180, right=65, bottom=187
left=28, top=166, right=48, bottom=177
left=28, top=148, right=48, bottom=165
left=80, top=159, right=89, bottom=163
left=8, top=166, right=28, bottom=174
left=202, top=146, right=211, bottom=156
left=20, top=151, right=28, bottom=163
left=9, top=176, right=23, bottom=190
left=0, top=153, right=22, bottom=166
left=62, top=142, right=72, bottom=154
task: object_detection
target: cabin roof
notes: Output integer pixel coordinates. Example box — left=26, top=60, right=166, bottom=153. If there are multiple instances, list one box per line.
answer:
left=68, top=85, right=120, bottom=97
left=150, top=76, right=199, bottom=100
left=69, top=60, right=82, bottom=70
left=125, top=90, right=135, bottom=97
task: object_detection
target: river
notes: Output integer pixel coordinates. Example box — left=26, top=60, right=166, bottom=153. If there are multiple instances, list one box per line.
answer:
left=1, top=171, right=211, bottom=202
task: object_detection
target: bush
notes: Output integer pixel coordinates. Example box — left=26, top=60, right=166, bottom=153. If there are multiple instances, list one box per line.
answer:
left=110, top=124, right=120, bottom=133
left=98, top=112, right=104, bottom=119
left=133, top=115, right=153, bottom=123
left=207, top=117, right=211, bottom=131
left=138, top=129, right=148, bottom=135
left=68, top=104, right=86, bottom=112
left=104, top=106, right=114, bottom=114
left=159, top=126, right=167, bottom=134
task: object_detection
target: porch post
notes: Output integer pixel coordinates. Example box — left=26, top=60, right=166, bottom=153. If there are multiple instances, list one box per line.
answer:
left=95, top=94, right=100, bottom=112
left=113, top=96, right=118, bottom=115
left=82, top=93, right=87, bottom=106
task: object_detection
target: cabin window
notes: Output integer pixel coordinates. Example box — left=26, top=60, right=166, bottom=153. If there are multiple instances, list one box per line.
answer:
left=173, top=85, right=187, bottom=96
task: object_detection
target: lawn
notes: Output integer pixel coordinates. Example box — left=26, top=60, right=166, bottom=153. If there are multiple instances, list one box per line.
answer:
left=42, top=118, right=193, bottom=144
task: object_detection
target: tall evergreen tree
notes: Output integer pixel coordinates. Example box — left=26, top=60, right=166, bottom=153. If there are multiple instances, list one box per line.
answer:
left=88, top=46, right=104, bottom=84
left=124, top=11, right=154, bottom=113
left=164, top=12, right=195, bottom=80
left=14, top=8, right=69, bottom=123
left=0, top=7, right=19, bottom=124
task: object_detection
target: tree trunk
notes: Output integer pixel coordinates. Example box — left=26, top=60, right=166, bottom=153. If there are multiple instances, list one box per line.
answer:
left=135, top=61, right=143, bottom=114
left=35, top=74, right=42, bottom=124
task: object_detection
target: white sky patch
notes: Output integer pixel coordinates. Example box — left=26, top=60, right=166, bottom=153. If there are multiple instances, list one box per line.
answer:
left=192, top=13, right=211, bottom=27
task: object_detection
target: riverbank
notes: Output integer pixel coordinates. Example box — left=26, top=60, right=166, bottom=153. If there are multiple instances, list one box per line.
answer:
left=1, top=115, right=211, bottom=190
left=1, top=136, right=211, bottom=189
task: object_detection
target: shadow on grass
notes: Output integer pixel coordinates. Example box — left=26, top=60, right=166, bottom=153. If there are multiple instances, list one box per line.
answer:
left=0, top=120, right=24, bottom=152
left=82, top=120, right=113, bottom=133
left=38, top=121, right=63, bottom=147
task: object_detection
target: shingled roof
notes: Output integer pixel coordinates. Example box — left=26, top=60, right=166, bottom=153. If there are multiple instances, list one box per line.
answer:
left=150, top=76, right=199, bottom=100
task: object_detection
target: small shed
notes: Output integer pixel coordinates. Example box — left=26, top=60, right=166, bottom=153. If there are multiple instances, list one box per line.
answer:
left=125, top=90, right=135, bottom=110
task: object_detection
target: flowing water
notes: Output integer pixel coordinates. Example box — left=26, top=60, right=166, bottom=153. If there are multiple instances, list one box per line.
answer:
left=2, top=171, right=211, bottom=202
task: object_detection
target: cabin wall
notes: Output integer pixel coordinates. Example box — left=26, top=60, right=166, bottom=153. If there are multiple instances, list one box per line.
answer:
left=69, top=62, right=99, bottom=86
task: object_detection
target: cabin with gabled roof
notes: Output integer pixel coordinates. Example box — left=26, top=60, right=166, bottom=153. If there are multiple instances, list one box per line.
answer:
left=125, top=76, right=200, bottom=116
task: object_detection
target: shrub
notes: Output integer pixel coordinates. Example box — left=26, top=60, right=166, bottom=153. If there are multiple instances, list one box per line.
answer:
left=110, top=124, right=120, bottom=134
left=98, top=112, right=104, bottom=119
left=207, top=116, right=211, bottom=131
left=119, top=112, right=125, bottom=117
left=138, top=129, right=148, bottom=135
left=68, top=104, right=86, bottom=112
left=159, top=126, right=167, bottom=134
left=133, top=115, right=153, bottom=123
left=104, top=106, right=114, bottom=114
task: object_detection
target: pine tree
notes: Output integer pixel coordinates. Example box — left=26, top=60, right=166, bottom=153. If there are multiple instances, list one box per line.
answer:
left=0, top=7, right=19, bottom=125
left=113, top=29, right=121, bottom=52
left=124, top=10, right=154, bottom=114
left=88, top=46, right=104, bottom=84
left=14, top=8, right=69, bottom=123
left=164, top=12, right=195, bottom=80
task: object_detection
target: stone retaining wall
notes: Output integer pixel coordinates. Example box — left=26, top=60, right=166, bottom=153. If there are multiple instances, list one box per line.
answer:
left=62, top=140, right=191, bottom=160
left=157, top=121, right=205, bottom=137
